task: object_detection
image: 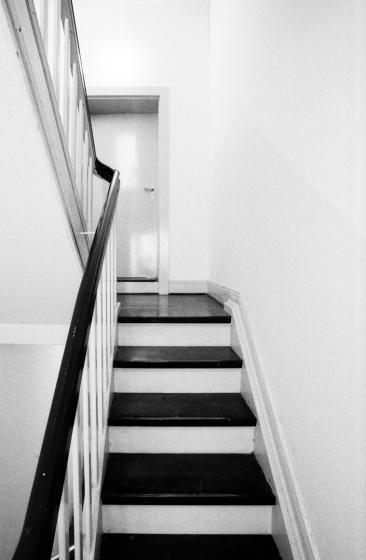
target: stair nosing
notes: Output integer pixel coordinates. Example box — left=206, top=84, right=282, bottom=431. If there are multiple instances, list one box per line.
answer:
left=118, top=316, right=232, bottom=324
left=114, top=346, right=243, bottom=369
left=102, top=453, right=275, bottom=507
left=102, top=494, right=275, bottom=506
left=114, top=361, right=242, bottom=369
left=108, top=393, right=256, bottom=427
left=100, top=534, right=282, bottom=560
left=108, top=418, right=255, bottom=427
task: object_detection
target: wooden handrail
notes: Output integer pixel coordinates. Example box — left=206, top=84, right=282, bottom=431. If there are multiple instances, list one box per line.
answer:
left=12, top=170, right=120, bottom=560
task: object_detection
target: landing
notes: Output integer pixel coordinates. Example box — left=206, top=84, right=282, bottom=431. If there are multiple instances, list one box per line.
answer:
left=117, top=294, right=231, bottom=323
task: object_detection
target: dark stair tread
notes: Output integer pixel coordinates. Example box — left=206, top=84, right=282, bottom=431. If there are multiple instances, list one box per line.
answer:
left=117, top=294, right=231, bottom=323
left=100, top=534, right=282, bottom=560
left=114, top=346, right=243, bottom=369
left=109, top=393, right=256, bottom=427
left=102, top=453, right=275, bottom=505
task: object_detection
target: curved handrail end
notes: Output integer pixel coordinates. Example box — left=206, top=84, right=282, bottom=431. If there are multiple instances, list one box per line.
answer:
left=95, top=158, right=115, bottom=183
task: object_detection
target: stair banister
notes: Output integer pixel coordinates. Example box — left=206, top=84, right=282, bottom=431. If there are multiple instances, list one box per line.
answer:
left=12, top=170, right=120, bottom=560
left=2, top=2, right=122, bottom=557
left=4, top=0, right=113, bottom=264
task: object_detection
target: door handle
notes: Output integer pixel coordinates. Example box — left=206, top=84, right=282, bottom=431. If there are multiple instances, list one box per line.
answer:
left=144, top=187, right=155, bottom=192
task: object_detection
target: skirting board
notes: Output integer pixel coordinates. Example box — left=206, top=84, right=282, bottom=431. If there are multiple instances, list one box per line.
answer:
left=207, top=281, right=240, bottom=305
left=117, top=282, right=206, bottom=295
left=223, top=298, right=320, bottom=560
left=169, top=281, right=208, bottom=294
left=118, top=281, right=208, bottom=295
left=118, top=282, right=159, bottom=294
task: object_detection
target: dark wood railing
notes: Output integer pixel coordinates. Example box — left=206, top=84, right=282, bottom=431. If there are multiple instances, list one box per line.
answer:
left=12, top=170, right=120, bottom=560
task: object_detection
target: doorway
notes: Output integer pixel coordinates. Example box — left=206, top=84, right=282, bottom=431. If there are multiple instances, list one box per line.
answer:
left=89, top=88, right=169, bottom=294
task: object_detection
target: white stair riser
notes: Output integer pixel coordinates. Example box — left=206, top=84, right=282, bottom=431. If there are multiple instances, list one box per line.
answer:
left=118, top=323, right=230, bottom=346
left=109, top=426, right=254, bottom=453
left=117, top=282, right=159, bottom=294
left=103, top=505, right=272, bottom=534
left=113, top=368, right=242, bottom=393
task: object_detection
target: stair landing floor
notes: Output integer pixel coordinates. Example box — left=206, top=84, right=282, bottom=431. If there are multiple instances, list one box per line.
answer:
left=117, top=294, right=231, bottom=323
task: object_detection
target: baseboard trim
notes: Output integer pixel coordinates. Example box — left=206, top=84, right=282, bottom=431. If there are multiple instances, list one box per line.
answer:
left=117, top=281, right=159, bottom=294
left=207, top=280, right=240, bottom=305
left=224, top=299, right=320, bottom=560
left=168, top=281, right=208, bottom=294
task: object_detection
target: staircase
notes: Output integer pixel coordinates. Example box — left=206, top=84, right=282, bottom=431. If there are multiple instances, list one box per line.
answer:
left=99, top=294, right=281, bottom=559
left=2, top=3, right=282, bottom=559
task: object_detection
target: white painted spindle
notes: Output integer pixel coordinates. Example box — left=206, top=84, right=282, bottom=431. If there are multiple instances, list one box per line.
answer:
left=68, top=64, right=78, bottom=170
left=88, top=321, right=98, bottom=490
left=57, top=480, right=69, bottom=560
left=81, top=367, right=92, bottom=556
left=71, top=410, right=83, bottom=560
left=75, top=101, right=85, bottom=200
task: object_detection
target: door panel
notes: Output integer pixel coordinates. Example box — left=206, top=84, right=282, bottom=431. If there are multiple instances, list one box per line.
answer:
left=92, top=113, right=159, bottom=279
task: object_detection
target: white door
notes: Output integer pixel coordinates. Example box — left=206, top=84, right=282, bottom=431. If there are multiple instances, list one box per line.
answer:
left=92, top=112, right=159, bottom=280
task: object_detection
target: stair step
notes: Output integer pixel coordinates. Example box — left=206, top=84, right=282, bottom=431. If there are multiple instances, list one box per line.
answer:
left=100, top=534, right=281, bottom=559
left=114, top=346, right=243, bottom=369
left=109, top=393, right=256, bottom=426
left=118, top=294, right=231, bottom=323
left=113, top=368, right=242, bottom=393
left=108, top=393, right=256, bottom=453
left=102, top=453, right=275, bottom=506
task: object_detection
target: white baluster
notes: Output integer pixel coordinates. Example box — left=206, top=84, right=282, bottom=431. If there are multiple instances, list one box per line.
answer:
left=96, top=286, right=104, bottom=442
left=68, top=64, right=78, bottom=170
left=75, top=101, right=85, bottom=199
left=58, top=18, right=70, bottom=138
left=101, top=263, right=108, bottom=415
left=87, top=159, right=93, bottom=230
left=109, top=235, right=113, bottom=355
left=57, top=20, right=65, bottom=113
left=110, top=229, right=114, bottom=347
left=71, top=408, right=83, bottom=560
left=33, top=0, right=48, bottom=45
left=111, top=235, right=114, bottom=348
left=110, top=237, right=113, bottom=359
left=46, top=0, right=61, bottom=96
left=81, top=366, right=91, bottom=555
left=57, top=478, right=69, bottom=560
left=105, top=242, right=109, bottom=370
left=88, top=320, right=98, bottom=490
left=112, top=220, right=116, bottom=330
left=81, top=131, right=89, bottom=218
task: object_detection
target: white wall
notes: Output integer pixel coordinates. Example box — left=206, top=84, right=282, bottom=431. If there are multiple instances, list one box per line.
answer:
left=74, top=0, right=210, bottom=281
left=0, top=4, right=82, bottom=332
left=0, top=345, right=64, bottom=559
left=209, top=1, right=366, bottom=559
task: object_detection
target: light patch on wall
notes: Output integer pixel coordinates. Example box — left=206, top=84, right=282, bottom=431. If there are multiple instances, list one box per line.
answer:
left=116, top=46, right=145, bottom=82
left=129, top=231, right=158, bottom=278
left=116, top=132, right=138, bottom=191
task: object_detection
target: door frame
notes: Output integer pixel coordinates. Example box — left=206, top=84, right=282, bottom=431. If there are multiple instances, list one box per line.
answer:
left=88, top=86, right=170, bottom=295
